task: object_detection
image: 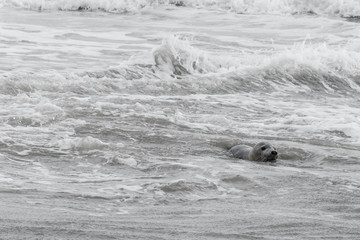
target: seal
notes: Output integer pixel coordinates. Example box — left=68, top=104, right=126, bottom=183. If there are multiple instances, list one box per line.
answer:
left=229, top=142, right=278, bottom=162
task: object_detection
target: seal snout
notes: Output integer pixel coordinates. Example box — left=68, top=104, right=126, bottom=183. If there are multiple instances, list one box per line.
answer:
left=271, top=150, right=278, bottom=156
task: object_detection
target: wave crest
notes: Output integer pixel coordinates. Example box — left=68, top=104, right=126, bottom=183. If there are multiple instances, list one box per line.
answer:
left=85, top=38, right=360, bottom=95
left=254, top=42, right=360, bottom=93
left=1, top=0, right=155, bottom=12
left=153, top=35, right=221, bottom=76
left=2, top=0, right=360, bottom=17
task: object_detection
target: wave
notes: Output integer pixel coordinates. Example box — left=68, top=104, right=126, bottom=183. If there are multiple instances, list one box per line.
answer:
left=2, top=0, right=360, bottom=17
left=150, top=35, right=360, bottom=94
left=152, top=35, right=227, bottom=76
left=189, top=0, right=360, bottom=17
left=246, top=42, right=360, bottom=94
left=1, top=0, right=156, bottom=13
left=1, top=36, right=360, bottom=96
left=48, top=136, right=108, bottom=152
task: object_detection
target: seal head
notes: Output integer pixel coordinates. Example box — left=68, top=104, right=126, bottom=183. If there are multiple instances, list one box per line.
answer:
left=249, top=142, right=278, bottom=162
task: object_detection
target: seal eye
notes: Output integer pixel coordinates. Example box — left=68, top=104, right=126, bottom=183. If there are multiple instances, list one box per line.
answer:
left=261, top=146, right=266, bottom=151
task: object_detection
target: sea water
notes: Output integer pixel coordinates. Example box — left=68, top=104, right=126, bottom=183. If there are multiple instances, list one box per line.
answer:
left=0, top=0, right=359, bottom=239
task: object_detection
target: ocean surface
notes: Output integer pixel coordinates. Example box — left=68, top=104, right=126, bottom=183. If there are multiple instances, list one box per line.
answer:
left=0, top=0, right=360, bottom=239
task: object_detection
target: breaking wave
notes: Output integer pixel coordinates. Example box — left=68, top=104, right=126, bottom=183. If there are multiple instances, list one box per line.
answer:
left=1, top=0, right=360, bottom=17
left=244, top=42, right=360, bottom=94
left=152, top=35, right=228, bottom=76
left=3, top=35, right=360, bottom=96
left=1, top=0, right=153, bottom=13
left=1, top=28, right=360, bottom=97
left=148, top=35, right=360, bottom=94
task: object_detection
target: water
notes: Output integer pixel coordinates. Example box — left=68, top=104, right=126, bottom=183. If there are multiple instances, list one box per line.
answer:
left=0, top=0, right=360, bottom=239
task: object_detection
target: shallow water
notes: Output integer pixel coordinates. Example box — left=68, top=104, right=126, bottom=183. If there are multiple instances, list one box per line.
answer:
left=0, top=1, right=360, bottom=239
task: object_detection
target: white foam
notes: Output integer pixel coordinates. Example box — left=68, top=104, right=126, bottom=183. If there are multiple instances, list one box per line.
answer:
left=50, top=136, right=108, bottom=151
left=3, top=0, right=360, bottom=17
left=1, top=0, right=151, bottom=12
left=153, top=35, right=220, bottom=75
left=247, top=96, right=360, bottom=146
left=150, top=34, right=360, bottom=96
left=105, top=156, right=138, bottom=167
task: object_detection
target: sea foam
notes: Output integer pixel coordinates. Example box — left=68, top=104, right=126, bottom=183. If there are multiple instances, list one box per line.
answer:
left=2, top=0, right=360, bottom=17
left=153, top=35, right=222, bottom=75
left=150, top=35, right=360, bottom=94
